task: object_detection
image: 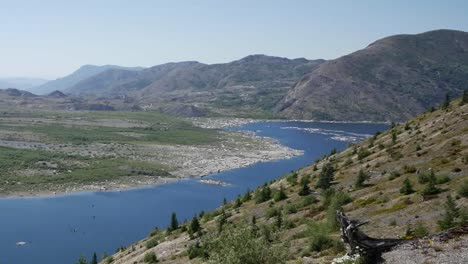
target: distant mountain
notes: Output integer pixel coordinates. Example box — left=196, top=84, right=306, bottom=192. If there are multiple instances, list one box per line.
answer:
left=0, top=77, right=48, bottom=90
left=278, top=29, right=468, bottom=121
left=69, top=55, right=325, bottom=117
left=32, top=65, right=144, bottom=95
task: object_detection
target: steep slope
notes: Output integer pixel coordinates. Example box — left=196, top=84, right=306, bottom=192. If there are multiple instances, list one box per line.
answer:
left=279, top=29, right=468, bottom=121
left=70, top=55, right=324, bottom=117
left=32, top=65, right=144, bottom=95
left=100, top=97, right=467, bottom=264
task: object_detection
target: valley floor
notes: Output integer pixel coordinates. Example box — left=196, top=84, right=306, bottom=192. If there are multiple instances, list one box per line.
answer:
left=0, top=111, right=301, bottom=197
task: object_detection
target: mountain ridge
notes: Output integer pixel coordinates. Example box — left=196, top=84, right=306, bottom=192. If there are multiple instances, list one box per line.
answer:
left=278, top=29, right=468, bottom=121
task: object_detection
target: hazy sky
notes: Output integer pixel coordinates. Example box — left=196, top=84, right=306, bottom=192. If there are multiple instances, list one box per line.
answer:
left=1, top=0, right=468, bottom=79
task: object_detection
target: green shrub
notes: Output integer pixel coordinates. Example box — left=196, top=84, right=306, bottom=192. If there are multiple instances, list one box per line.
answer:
left=414, top=222, right=429, bottom=238
left=355, top=169, right=370, bottom=188
left=273, top=185, right=288, bottom=202
left=403, top=165, right=417, bottom=173
left=146, top=237, right=159, bottom=249
left=204, top=224, right=287, bottom=264
left=400, top=178, right=415, bottom=195
left=143, top=251, right=158, bottom=263
left=187, top=242, right=207, bottom=259
left=307, top=222, right=344, bottom=253
left=458, top=180, right=468, bottom=198
left=357, top=148, right=371, bottom=160
left=299, top=195, right=317, bottom=207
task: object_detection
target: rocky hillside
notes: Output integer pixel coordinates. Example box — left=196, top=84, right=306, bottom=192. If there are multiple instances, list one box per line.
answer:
left=69, top=55, right=324, bottom=118
left=32, top=65, right=144, bottom=95
left=279, top=29, right=468, bottom=121
left=98, top=97, right=467, bottom=263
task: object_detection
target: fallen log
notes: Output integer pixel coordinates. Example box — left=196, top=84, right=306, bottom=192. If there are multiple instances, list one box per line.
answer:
left=336, top=211, right=408, bottom=263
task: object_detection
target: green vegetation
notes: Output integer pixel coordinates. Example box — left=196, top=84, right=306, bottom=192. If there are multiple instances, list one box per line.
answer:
left=355, top=169, right=370, bottom=188
left=316, top=163, right=335, bottom=190
left=458, top=180, right=468, bottom=197
left=143, top=251, right=158, bottom=263
left=168, top=212, right=179, bottom=232
left=201, top=224, right=287, bottom=264
left=438, top=195, right=467, bottom=230
left=400, top=178, right=415, bottom=195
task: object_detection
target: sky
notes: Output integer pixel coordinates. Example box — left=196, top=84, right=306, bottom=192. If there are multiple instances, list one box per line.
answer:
left=1, top=0, right=468, bottom=79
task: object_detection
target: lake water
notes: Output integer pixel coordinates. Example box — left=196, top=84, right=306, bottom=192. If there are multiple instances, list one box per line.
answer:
left=0, top=121, right=388, bottom=264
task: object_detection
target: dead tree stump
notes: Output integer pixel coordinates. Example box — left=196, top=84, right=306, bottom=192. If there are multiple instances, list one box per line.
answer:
left=336, top=211, right=408, bottom=263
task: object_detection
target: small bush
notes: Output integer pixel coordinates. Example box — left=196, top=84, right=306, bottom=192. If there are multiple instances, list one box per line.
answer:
left=146, top=237, right=159, bottom=249
left=400, top=178, right=415, bottom=195
left=357, top=148, right=371, bottom=160
left=414, top=222, right=429, bottom=238
left=403, top=165, right=417, bottom=173
left=143, top=251, right=158, bottom=263
left=458, top=180, right=468, bottom=198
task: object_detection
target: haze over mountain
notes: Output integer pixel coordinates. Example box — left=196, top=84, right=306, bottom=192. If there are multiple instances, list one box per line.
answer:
left=32, top=65, right=144, bottom=95
left=278, top=29, right=468, bottom=121
left=0, top=77, right=48, bottom=91
left=38, top=29, right=468, bottom=121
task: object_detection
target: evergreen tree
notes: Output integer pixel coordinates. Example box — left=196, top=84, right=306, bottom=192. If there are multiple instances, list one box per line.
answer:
left=169, top=212, right=179, bottom=231
left=91, top=253, right=97, bottom=264
left=298, top=181, right=311, bottom=196
left=441, top=92, right=450, bottom=109
left=242, top=188, right=252, bottom=202
left=235, top=195, right=242, bottom=208
left=438, top=195, right=460, bottom=230
left=217, top=210, right=227, bottom=233
left=422, top=170, right=440, bottom=195
left=460, top=90, right=468, bottom=106
left=355, top=169, right=370, bottom=188
left=316, top=163, right=335, bottom=190
left=251, top=215, right=257, bottom=225
left=255, top=185, right=272, bottom=203
left=189, top=216, right=201, bottom=235
left=273, top=185, right=288, bottom=201
left=400, top=178, right=415, bottom=195
left=392, top=130, right=397, bottom=144
left=275, top=210, right=282, bottom=228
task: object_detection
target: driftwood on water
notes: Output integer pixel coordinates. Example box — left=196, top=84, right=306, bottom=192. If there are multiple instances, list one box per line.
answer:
left=336, top=211, right=407, bottom=263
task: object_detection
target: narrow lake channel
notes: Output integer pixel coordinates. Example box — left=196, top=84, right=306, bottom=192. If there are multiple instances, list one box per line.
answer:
left=0, top=121, right=388, bottom=264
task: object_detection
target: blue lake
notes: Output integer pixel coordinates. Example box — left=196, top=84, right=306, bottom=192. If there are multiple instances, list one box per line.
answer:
left=0, top=121, right=388, bottom=264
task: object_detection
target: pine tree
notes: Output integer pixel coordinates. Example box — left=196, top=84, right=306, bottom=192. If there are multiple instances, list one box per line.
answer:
left=189, top=216, right=200, bottom=235
left=316, top=163, right=335, bottom=190
left=422, top=170, right=440, bottom=195
left=91, top=253, right=97, bottom=264
left=274, top=185, right=288, bottom=201
left=298, top=181, right=311, bottom=196
left=392, top=130, right=397, bottom=144
left=460, top=90, right=468, bottom=106
left=400, top=178, right=414, bottom=195
left=275, top=210, right=283, bottom=228
left=217, top=210, right=227, bottom=233
left=169, top=212, right=179, bottom=231
left=438, top=195, right=460, bottom=230
left=441, top=92, right=450, bottom=109
left=235, top=195, right=242, bottom=208
left=355, top=169, right=369, bottom=188
left=242, top=188, right=252, bottom=202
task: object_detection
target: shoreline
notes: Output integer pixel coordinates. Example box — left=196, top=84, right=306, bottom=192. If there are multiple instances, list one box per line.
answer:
left=0, top=126, right=303, bottom=199
left=190, top=117, right=391, bottom=129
